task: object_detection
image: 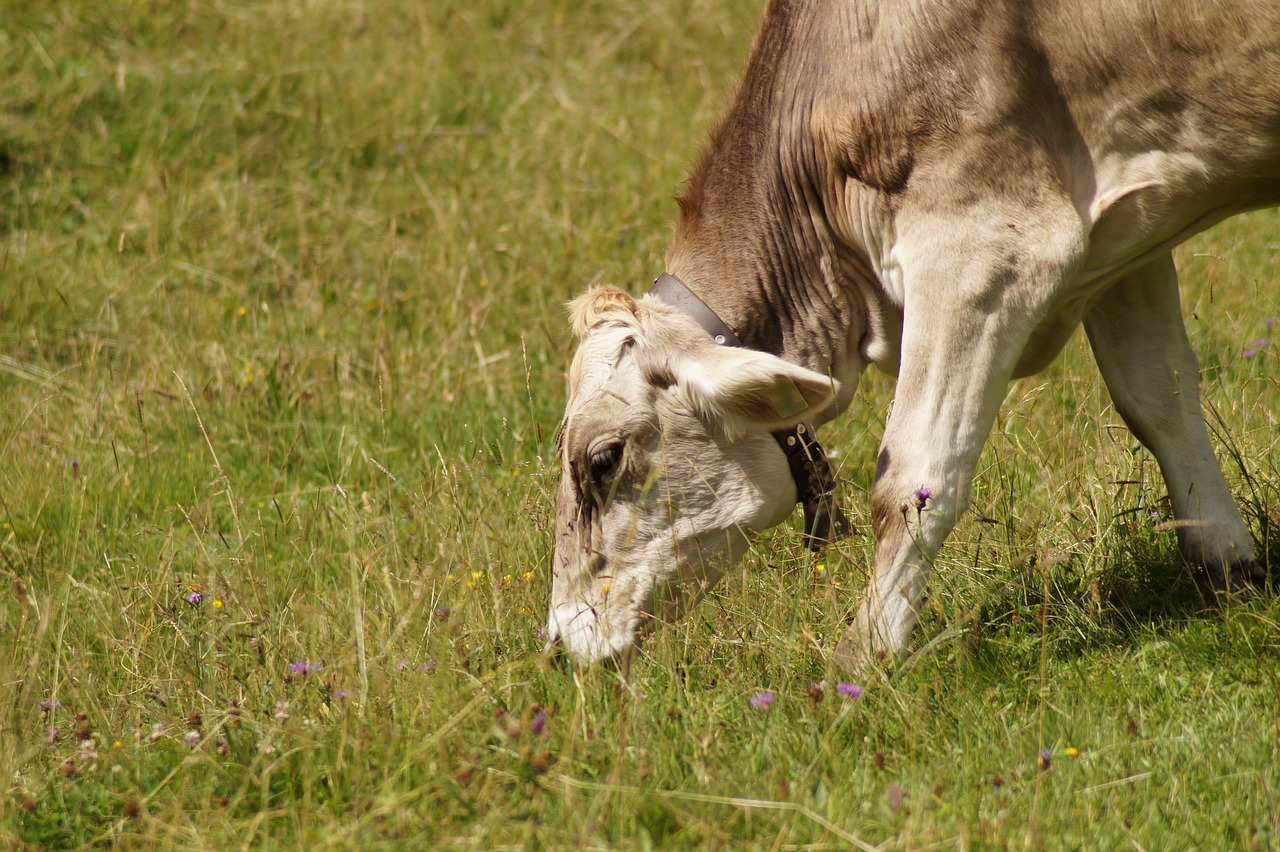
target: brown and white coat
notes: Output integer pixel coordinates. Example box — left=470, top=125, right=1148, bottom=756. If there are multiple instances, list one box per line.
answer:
left=547, top=0, right=1280, bottom=669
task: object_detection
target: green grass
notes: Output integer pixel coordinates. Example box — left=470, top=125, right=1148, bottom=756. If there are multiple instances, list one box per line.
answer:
left=2, top=0, right=1279, bottom=847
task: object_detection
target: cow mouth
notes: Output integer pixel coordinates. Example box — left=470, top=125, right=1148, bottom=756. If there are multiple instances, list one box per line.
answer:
left=545, top=600, right=646, bottom=665
left=543, top=550, right=726, bottom=668
left=544, top=581, right=663, bottom=667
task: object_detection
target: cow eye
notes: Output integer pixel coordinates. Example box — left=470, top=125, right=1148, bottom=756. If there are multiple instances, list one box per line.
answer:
left=588, top=442, right=624, bottom=487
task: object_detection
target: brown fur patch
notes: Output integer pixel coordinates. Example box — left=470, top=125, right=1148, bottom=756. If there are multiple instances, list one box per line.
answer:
left=870, top=487, right=903, bottom=544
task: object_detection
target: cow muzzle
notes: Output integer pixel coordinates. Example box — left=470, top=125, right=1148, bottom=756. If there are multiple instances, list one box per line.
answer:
left=544, top=603, right=647, bottom=670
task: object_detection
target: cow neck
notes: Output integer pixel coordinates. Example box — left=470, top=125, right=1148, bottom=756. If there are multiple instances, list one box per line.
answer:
left=648, top=272, right=852, bottom=549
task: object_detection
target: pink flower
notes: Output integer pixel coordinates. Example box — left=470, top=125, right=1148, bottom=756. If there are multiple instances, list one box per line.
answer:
left=749, top=692, right=774, bottom=709
left=836, top=682, right=863, bottom=698
left=913, top=486, right=932, bottom=511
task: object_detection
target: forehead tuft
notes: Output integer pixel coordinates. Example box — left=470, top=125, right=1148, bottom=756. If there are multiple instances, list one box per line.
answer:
left=563, top=288, right=704, bottom=426
left=567, top=285, right=651, bottom=338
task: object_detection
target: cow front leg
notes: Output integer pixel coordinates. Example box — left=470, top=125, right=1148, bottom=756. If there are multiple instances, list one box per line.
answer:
left=1084, top=253, right=1264, bottom=590
left=834, top=272, right=1035, bottom=671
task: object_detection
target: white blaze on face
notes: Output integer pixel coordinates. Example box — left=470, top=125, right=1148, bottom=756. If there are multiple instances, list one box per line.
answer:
left=544, top=286, right=839, bottom=664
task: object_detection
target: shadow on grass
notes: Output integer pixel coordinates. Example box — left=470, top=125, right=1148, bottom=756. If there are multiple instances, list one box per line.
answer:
left=952, top=530, right=1269, bottom=671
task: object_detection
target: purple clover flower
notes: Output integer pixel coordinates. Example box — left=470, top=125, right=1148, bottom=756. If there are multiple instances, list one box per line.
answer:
left=836, top=682, right=863, bottom=698
left=536, top=626, right=547, bottom=643
left=186, top=591, right=202, bottom=605
left=913, top=486, right=933, bottom=511
left=749, top=692, right=774, bottom=709
left=287, top=660, right=323, bottom=677
left=183, top=730, right=201, bottom=750
left=530, top=711, right=547, bottom=736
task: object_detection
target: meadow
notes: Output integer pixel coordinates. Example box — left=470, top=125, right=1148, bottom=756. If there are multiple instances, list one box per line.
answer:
left=2, top=0, right=1278, bottom=847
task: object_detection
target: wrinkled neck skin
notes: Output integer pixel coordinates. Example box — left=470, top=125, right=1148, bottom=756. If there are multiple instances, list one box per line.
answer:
left=666, top=223, right=899, bottom=424
left=665, top=0, right=903, bottom=422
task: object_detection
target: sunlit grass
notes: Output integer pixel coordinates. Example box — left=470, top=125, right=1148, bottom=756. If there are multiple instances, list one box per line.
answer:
left=2, top=0, right=1278, bottom=847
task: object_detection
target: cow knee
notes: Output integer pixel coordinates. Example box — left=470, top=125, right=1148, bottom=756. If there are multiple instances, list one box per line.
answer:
left=870, top=473, right=965, bottom=558
left=870, top=482, right=904, bottom=541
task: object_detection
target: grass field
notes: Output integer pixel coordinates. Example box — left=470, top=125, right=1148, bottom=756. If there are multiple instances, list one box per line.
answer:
left=2, top=0, right=1279, bottom=847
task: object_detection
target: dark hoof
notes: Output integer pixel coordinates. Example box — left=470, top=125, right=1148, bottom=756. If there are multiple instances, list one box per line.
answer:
left=1199, top=558, right=1270, bottom=598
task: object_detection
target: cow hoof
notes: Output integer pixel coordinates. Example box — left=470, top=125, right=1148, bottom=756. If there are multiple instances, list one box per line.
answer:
left=833, top=635, right=869, bottom=674
left=833, top=624, right=890, bottom=675
left=1199, top=557, right=1270, bottom=598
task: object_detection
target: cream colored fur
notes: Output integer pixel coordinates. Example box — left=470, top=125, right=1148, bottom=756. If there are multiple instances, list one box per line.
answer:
left=547, top=0, right=1280, bottom=669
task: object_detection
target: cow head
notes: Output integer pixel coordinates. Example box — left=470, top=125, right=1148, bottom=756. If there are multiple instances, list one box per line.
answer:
left=544, top=286, right=837, bottom=665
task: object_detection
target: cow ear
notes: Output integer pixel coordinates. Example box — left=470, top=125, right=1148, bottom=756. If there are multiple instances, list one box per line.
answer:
left=659, top=345, right=837, bottom=435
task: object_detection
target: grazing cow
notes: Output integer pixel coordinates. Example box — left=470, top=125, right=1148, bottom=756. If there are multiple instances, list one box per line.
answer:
left=545, top=0, right=1280, bottom=669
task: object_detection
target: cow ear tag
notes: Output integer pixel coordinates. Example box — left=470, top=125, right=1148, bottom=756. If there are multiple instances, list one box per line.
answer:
left=770, top=377, right=808, bottom=418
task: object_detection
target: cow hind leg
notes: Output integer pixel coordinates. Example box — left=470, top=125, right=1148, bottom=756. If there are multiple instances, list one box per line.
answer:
left=1084, top=253, right=1266, bottom=591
